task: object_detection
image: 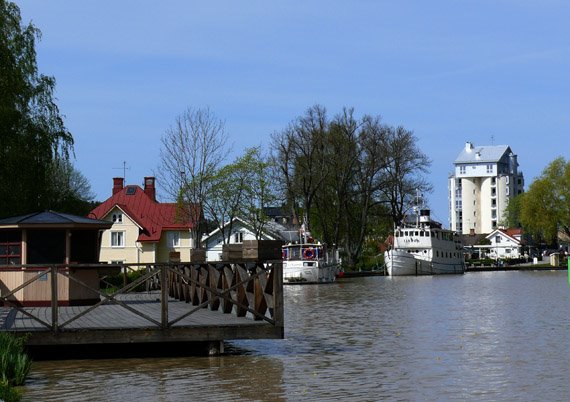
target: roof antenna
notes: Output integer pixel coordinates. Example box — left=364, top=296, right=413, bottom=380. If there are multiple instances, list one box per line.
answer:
left=113, top=161, right=130, bottom=182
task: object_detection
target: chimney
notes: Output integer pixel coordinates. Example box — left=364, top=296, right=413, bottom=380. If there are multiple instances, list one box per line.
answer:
left=465, top=142, right=474, bottom=152
left=144, top=177, right=156, bottom=201
left=113, top=177, right=124, bottom=195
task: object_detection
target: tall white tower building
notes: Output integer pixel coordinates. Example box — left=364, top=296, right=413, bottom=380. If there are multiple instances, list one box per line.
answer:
left=449, top=142, right=524, bottom=235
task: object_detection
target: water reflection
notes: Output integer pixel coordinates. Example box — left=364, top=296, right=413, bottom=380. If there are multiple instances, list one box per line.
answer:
left=25, top=354, right=285, bottom=402
left=23, top=271, right=570, bottom=401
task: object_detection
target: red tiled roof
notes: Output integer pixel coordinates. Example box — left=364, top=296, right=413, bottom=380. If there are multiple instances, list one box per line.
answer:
left=88, top=185, right=196, bottom=242
left=504, top=228, right=523, bottom=238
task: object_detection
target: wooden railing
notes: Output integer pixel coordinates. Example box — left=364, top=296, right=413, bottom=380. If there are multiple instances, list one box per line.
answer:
left=0, top=261, right=283, bottom=334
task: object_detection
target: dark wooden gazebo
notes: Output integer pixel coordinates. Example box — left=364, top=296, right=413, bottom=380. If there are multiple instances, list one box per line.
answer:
left=0, top=211, right=112, bottom=306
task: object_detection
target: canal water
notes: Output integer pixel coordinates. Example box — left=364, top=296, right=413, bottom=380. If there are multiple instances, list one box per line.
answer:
left=22, top=271, right=570, bottom=401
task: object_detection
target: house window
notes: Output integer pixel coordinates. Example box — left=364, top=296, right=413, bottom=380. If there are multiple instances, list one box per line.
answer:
left=487, top=164, right=493, bottom=173
left=234, top=232, right=244, bottom=243
left=112, top=213, right=123, bottom=224
left=0, top=231, right=21, bottom=265
left=495, top=235, right=501, bottom=243
left=459, top=166, right=466, bottom=174
left=111, top=231, right=125, bottom=247
left=167, top=231, right=180, bottom=248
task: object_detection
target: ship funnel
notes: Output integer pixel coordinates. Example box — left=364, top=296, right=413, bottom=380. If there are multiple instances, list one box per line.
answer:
left=419, top=209, right=430, bottom=224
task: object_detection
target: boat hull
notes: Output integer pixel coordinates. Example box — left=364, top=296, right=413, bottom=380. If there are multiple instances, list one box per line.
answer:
left=385, top=249, right=465, bottom=276
left=283, top=261, right=339, bottom=284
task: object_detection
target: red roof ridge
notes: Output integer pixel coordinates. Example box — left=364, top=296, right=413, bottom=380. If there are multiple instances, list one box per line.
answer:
left=89, top=183, right=196, bottom=242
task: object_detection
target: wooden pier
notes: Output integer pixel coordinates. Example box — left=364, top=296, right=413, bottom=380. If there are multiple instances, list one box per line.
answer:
left=0, top=261, right=284, bottom=355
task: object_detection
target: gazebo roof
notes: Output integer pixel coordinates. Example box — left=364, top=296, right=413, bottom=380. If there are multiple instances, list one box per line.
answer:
left=0, top=211, right=112, bottom=229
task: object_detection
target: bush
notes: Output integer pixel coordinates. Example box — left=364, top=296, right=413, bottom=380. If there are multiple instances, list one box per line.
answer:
left=100, top=268, right=148, bottom=292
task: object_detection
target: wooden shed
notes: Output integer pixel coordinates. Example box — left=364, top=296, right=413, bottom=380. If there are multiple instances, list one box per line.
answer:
left=0, top=211, right=113, bottom=306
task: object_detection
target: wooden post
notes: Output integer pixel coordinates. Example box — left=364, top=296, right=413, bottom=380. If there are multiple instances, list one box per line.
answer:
left=65, top=230, right=71, bottom=265
left=273, top=262, right=284, bottom=337
left=207, top=340, right=224, bottom=356
left=160, top=265, right=168, bottom=329
left=50, top=266, right=58, bottom=332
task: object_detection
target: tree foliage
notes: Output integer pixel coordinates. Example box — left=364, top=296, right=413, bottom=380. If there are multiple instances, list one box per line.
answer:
left=203, top=147, right=277, bottom=243
left=271, top=105, right=431, bottom=267
left=0, top=0, right=75, bottom=218
left=519, top=157, right=570, bottom=245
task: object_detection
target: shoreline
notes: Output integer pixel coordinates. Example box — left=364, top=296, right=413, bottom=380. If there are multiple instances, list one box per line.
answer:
left=339, top=264, right=567, bottom=278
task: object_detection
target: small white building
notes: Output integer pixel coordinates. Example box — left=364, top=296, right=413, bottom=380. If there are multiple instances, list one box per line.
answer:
left=484, top=228, right=523, bottom=260
left=201, top=217, right=284, bottom=261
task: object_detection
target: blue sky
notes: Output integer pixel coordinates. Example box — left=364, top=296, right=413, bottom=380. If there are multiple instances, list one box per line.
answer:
left=15, top=1, right=570, bottom=226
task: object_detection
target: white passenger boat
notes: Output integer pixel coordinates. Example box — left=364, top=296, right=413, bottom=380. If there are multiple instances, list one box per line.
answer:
left=385, top=209, right=465, bottom=276
left=282, top=235, right=340, bottom=284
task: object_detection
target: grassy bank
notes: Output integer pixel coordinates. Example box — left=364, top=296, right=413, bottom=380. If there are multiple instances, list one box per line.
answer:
left=0, top=332, right=32, bottom=402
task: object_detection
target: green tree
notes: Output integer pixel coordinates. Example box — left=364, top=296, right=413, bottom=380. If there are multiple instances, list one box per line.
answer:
left=271, top=105, right=432, bottom=268
left=239, top=147, right=278, bottom=240
left=504, top=193, right=523, bottom=228
left=519, top=157, right=570, bottom=245
left=271, top=105, right=329, bottom=231
left=50, top=160, right=96, bottom=215
left=0, top=0, right=74, bottom=218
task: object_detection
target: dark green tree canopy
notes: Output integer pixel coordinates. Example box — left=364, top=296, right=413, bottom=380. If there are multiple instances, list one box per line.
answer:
left=1, top=0, right=75, bottom=218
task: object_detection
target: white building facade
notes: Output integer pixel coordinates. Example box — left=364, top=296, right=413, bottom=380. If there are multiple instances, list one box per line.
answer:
left=449, top=142, right=524, bottom=235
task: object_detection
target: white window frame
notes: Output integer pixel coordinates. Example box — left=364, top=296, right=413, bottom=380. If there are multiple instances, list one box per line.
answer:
left=112, top=213, right=123, bottom=224
left=111, top=231, right=125, bottom=247
left=234, top=231, right=244, bottom=244
left=167, top=231, right=180, bottom=248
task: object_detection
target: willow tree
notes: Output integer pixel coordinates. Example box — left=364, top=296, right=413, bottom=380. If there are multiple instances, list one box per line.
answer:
left=0, top=0, right=74, bottom=218
left=520, top=157, right=570, bottom=245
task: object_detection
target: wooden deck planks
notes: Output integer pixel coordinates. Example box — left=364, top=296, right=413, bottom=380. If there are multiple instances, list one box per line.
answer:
left=1, top=292, right=280, bottom=346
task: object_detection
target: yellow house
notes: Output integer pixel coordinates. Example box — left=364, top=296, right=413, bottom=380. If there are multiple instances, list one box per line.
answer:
left=89, top=177, right=197, bottom=264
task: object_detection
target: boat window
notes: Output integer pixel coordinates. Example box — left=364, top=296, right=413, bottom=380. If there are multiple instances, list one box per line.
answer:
left=289, top=247, right=301, bottom=259
left=415, top=231, right=419, bottom=236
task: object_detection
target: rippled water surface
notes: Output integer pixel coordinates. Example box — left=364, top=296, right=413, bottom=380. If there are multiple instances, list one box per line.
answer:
left=22, top=271, right=570, bottom=401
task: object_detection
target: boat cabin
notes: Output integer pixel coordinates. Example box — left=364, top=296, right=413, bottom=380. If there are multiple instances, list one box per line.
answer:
left=283, top=243, right=324, bottom=261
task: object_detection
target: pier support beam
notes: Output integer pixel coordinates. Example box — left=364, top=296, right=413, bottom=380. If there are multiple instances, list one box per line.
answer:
left=207, top=340, right=224, bottom=356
